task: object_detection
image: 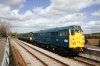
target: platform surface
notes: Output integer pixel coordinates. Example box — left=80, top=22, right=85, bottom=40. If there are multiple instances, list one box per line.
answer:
left=0, top=38, right=6, bottom=66
left=85, top=44, right=100, bottom=50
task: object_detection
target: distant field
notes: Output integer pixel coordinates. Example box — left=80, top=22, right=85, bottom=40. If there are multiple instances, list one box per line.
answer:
left=87, top=39, right=100, bottom=45
left=0, top=38, right=2, bottom=41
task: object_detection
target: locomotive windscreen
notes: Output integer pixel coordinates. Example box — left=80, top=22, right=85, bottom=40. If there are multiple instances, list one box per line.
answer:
left=72, top=26, right=81, bottom=30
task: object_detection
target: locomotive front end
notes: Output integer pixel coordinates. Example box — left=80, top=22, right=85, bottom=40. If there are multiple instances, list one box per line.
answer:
left=69, top=26, right=85, bottom=54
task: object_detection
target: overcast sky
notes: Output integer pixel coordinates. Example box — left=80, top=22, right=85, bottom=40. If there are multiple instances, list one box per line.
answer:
left=0, top=0, right=100, bottom=34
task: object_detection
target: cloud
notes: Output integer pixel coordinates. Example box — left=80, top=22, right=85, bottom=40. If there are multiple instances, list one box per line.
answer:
left=0, top=6, right=20, bottom=21
left=33, top=0, right=100, bottom=18
left=0, top=0, right=26, bottom=9
left=83, top=21, right=100, bottom=33
left=21, top=10, right=37, bottom=20
left=91, top=9, right=100, bottom=16
left=0, top=6, right=36, bottom=21
left=85, top=21, right=100, bottom=29
left=0, top=0, right=100, bottom=34
left=0, top=0, right=36, bottom=21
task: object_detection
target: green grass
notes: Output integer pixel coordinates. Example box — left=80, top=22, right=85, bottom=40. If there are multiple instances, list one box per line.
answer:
left=9, top=44, right=13, bottom=63
left=9, top=43, right=16, bottom=66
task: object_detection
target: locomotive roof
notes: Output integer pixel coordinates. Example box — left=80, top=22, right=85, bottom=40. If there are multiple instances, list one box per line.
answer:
left=33, top=25, right=81, bottom=33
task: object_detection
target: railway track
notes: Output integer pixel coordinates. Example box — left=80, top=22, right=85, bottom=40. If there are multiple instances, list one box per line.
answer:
left=72, top=58, right=95, bottom=66
left=13, top=38, right=98, bottom=66
left=13, top=38, right=70, bottom=66
left=73, top=55, right=100, bottom=66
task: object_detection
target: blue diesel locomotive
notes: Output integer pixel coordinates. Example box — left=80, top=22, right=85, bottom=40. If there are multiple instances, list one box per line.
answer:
left=32, top=25, right=85, bottom=55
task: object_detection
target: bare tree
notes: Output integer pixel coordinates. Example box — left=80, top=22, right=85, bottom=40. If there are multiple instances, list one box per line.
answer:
left=0, top=20, right=11, bottom=38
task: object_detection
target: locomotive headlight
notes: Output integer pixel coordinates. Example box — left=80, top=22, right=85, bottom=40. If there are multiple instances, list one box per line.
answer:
left=83, top=40, right=85, bottom=43
left=83, top=39, right=84, bottom=42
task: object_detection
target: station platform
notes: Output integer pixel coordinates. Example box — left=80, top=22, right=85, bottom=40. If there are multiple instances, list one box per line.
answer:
left=85, top=44, right=100, bottom=50
left=0, top=38, right=6, bottom=66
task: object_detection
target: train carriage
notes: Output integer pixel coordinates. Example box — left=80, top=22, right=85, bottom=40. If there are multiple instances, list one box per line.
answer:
left=18, top=32, right=33, bottom=43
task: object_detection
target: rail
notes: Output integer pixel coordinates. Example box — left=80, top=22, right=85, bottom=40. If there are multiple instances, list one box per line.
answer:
left=14, top=39, right=70, bottom=66
left=82, top=48, right=100, bottom=62
left=1, top=37, right=9, bottom=66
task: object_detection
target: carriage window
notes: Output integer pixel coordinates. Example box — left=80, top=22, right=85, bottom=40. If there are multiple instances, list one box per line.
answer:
left=51, top=32, right=55, bottom=36
left=63, top=30, right=68, bottom=36
left=71, top=30, right=75, bottom=35
left=55, top=32, right=58, bottom=36
left=60, top=30, right=68, bottom=36
left=60, top=31, right=63, bottom=36
left=51, top=32, right=58, bottom=36
left=48, top=33, right=51, bottom=36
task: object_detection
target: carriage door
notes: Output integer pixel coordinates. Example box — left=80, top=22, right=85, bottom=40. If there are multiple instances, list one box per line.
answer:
left=59, top=31, right=63, bottom=46
left=63, top=30, right=69, bottom=47
left=59, top=30, right=69, bottom=47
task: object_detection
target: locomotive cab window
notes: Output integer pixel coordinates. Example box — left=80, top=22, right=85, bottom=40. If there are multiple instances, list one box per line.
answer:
left=71, top=30, right=75, bottom=35
left=75, top=30, right=80, bottom=33
left=81, top=30, right=84, bottom=35
left=72, top=26, right=81, bottom=30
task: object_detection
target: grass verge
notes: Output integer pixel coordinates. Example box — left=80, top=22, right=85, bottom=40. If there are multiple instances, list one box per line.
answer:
left=9, top=43, right=16, bottom=66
